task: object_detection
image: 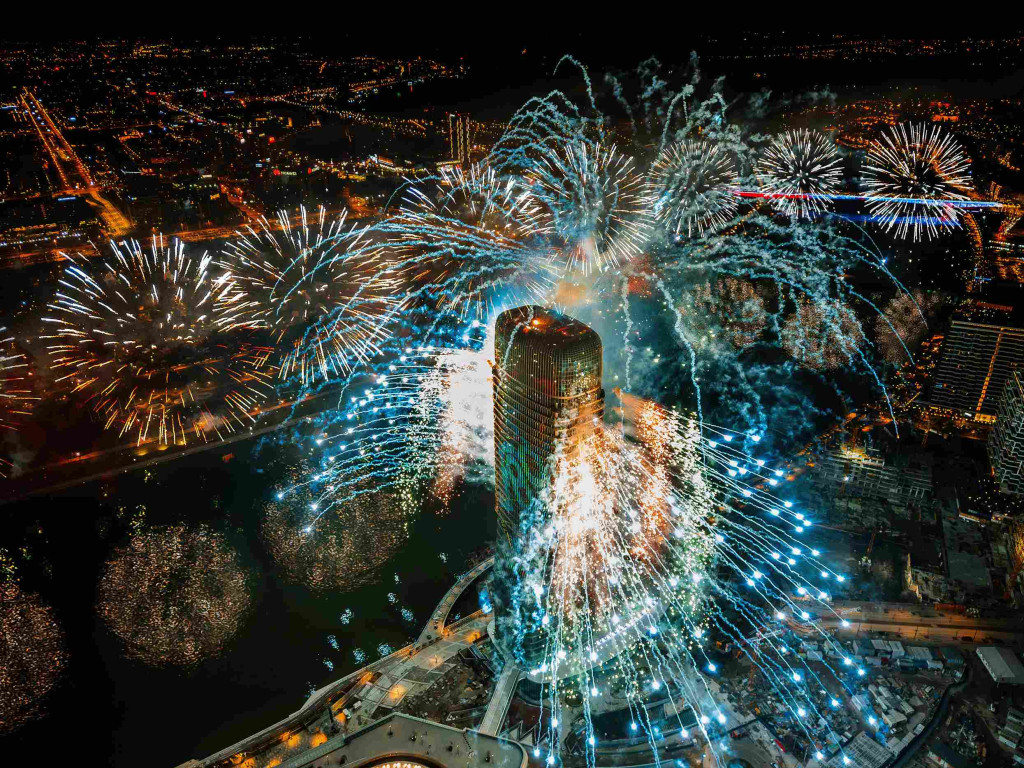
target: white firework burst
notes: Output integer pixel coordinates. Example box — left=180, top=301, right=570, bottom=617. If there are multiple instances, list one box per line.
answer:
left=862, top=122, right=972, bottom=241
left=756, top=129, right=843, bottom=218
left=526, top=138, right=649, bottom=273
left=219, top=206, right=401, bottom=387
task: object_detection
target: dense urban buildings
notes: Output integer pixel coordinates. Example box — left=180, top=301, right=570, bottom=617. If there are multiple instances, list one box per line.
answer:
left=3, top=28, right=1024, bottom=768
left=814, top=442, right=934, bottom=504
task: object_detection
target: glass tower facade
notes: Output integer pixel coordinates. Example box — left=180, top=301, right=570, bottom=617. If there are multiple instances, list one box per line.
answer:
left=990, top=368, right=1024, bottom=494
left=491, top=306, right=604, bottom=668
left=493, top=305, right=605, bottom=548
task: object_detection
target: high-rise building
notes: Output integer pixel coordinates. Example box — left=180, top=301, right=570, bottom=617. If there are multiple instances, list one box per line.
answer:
left=813, top=443, right=933, bottom=504
left=930, top=301, right=1024, bottom=421
left=448, top=112, right=472, bottom=168
left=990, top=367, right=1024, bottom=494
left=492, top=306, right=604, bottom=547
left=491, top=306, right=604, bottom=668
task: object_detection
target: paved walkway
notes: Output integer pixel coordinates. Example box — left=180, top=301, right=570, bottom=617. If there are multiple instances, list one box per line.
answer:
left=358, top=613, right=491, bottom=718
left=478, top=663, right=522, bottom=736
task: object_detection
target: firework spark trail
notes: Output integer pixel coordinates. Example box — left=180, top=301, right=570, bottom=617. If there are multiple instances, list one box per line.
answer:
left=505, top=405, right=866, bottom=765
left=862, top=122, right=973, bottom=241
left=283, top=348, right=865, bottom=763
left=218, top=206, right=403, bottom=387
left=284, top=340, right=878, bottom=764
left=281, top=323, right=496, bottom=525
left=42, top=238, right=276, bottom=446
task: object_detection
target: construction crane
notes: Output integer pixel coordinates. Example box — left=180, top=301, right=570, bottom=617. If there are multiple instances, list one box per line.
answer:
left=860, top=530, right=877, bottom=570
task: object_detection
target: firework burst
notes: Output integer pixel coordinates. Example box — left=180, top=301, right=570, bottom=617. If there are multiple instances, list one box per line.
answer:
left=782, top=298, right=864, bottom=372
left=97, top=525, right=253, bottom=666
left=687, top=279, right=769, bottom=349
left=0, top=580, right=67, bottom=733
left=0, top=331, right=35, bottom=477
left=755, top=129, right=843, bottom=218
left=874, top=290, right=946, bottom=364
left=42, top=239, right=275, bottom=446
left=269, top=61, right=975, bottom=768
left=862, top=122, right=972, bottom=240
left=219, top=206, right=402, bottom=387
left=524, top=138, right=649, bottom=273
left=647, top=139, right=739, bottom=237
left=380, top=165, right=551, bottom=320
left=0, top=330, right=32, bottom=433
left=263, top=467, right=409, bottom=592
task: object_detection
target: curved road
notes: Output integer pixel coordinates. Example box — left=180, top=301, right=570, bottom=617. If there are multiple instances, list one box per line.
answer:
left=190, top=556, right=495, bottom=768
left=418, top=556, right=494, bottom=643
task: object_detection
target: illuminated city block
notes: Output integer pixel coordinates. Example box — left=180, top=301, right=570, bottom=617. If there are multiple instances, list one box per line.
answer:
left=990, top=368, right=1024, bottom=494
left=491, top=305, right=604, bottom=665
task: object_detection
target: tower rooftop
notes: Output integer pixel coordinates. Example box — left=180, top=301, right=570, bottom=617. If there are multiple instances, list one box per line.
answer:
left=494, top=307, right=602, bottom=394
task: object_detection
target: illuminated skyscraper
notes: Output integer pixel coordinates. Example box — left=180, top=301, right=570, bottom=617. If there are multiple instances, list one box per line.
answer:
left=990, top=367, right=1024, bottom=494
left=493, top=305, right=604, bottom=546
left=492, top=306, right=604, bottom=666
left=931, top=301, right=1024, bottom=421
left=448, top=112, right=472, bottom=168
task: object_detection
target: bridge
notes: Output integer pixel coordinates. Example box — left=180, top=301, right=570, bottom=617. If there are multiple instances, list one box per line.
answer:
left=418, top=556, right=493, bottom=644
left=184, top=557, right=495, bottom=768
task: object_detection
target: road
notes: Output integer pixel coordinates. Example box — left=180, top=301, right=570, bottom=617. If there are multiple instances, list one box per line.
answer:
left=0, top=241, right=99, bottom=268
left=86, top=188, right=132, bottom=237
left=20, top=89, right=131, bottom=237
left=418, top=556, right=494, bottom=644
left=21, top=89, right=94, bottom=191
left=728, top=735, right=781, bottom=768
left=810, top=600, right=1024, bottom=644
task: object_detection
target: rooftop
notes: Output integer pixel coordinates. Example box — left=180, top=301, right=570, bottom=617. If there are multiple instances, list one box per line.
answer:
left=495, top=305, right=600, bottom=347
left=977, top=646, right=1024, bottom=684
left=277, top=713, right=528, bottom=768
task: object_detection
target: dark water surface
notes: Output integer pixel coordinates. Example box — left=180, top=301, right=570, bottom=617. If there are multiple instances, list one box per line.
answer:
left=0, top=439, right=494, bottom=767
